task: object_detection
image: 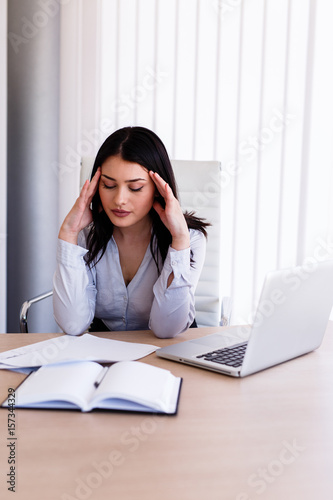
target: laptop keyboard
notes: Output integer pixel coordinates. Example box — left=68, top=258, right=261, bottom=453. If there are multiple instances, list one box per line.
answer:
left=196, top=342, right=248, bottom=367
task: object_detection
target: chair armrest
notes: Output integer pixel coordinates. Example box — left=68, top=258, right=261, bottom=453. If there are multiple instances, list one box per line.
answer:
left=19, top=291, right=53, bottom=333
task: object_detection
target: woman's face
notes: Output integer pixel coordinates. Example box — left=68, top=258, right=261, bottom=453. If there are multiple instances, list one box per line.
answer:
left=98, top=155, right=157, bottom=230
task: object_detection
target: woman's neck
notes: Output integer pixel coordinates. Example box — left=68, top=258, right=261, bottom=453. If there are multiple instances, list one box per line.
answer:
left=113, top=217, right=152, bottom=244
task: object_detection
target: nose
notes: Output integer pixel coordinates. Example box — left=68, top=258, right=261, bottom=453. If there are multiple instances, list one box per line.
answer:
left=113, top=186, right=128, bottom=207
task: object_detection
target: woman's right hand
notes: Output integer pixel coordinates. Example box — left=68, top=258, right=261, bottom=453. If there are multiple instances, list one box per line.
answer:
left=58, top=168, right=101, bottom=245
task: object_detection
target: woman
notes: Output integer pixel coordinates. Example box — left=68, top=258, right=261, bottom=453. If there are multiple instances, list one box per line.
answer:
left=53, top=126, right=209, bottom=338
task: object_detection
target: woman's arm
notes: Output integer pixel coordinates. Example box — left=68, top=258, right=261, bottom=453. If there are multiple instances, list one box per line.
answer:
left=53, top=170, right=101, bottom=334
left=149, top=230, right=206, bottom=338
left=149, top=171, right=190, bottom=289
left=53, top=236, right=97, bottom=335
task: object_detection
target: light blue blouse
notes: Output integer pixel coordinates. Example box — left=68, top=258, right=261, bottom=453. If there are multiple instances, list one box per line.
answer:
left=53, top=228, right=206, bottom=338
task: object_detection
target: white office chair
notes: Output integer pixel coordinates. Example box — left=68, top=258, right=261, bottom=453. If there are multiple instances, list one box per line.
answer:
left=20, top=158, right=231, bottom=332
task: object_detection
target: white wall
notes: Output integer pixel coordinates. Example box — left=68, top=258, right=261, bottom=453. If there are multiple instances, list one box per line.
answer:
left=0, top=0, right=7, bottom=333
left=58, top=0, right=333, bottom=324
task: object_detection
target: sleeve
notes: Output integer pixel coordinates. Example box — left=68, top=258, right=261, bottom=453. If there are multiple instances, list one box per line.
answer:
left=52, top=235, right=97, bottom=335
left=148, top=229, right=206, bottom=338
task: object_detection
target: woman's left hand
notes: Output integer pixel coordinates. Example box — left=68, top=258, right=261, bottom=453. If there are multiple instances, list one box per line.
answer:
left=149, top=171, right=190, bottom=251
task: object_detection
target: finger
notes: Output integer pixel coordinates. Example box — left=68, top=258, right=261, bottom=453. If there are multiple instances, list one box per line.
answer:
left=149, top=171, right=172, bottom=199
left=81, top=168, right=100, bottom=192
left=149, top=171, right=164, bottom=196
left=79, top=179, right=90, bottom=200
left=89, top=168, right=101, bottom=191
left=149, top=171, right=166, bottom=187
left=86, top=169, right=101, bottom=201
left=77, top=175, right=98, bottom=212
left=164, top=182, right=176, bottom=203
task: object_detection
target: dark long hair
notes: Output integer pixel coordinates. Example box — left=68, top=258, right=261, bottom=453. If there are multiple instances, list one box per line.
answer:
left=85, top=126, right=210, bottom=270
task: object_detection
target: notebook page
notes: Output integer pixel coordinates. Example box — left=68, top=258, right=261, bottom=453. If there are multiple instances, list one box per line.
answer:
left=12, top=361, right=102, bottom=409
left=91, top=361, right=180, bottom=413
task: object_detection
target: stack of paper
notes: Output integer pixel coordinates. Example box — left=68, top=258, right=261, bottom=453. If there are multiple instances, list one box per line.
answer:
left=0, top=334, right=159, bottom=373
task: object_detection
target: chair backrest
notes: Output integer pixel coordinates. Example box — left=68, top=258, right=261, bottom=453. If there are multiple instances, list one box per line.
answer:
left=80, top=157, right=222, bottom=327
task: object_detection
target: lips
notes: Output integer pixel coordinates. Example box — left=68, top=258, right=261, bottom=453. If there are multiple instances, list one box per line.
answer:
left=111, top=209, right=131, bottom=217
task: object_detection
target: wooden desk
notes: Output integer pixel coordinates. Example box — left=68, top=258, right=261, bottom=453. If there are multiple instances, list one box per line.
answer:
left=1, top=323, right=333, bottom=500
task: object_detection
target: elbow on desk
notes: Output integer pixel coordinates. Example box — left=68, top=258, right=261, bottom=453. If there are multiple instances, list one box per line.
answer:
left=54, top=315, right=91, bottom=336
left=150, top=319, right=190, bottom=339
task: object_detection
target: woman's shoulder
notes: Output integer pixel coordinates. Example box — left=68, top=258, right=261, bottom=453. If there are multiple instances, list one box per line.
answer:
left=189, top=227, right=206, bottom=238
left=189, top=228, right=206, bottom=248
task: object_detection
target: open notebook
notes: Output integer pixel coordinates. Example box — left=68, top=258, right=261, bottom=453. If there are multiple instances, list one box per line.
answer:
left=1, top=361, right=182, bottom=415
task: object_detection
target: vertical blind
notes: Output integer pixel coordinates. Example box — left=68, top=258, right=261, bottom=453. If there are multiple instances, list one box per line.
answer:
left=61, top=0, right=333, bottom=324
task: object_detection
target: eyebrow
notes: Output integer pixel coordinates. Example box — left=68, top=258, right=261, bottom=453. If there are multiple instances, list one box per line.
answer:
left=101, top=174, right=147, bottom=183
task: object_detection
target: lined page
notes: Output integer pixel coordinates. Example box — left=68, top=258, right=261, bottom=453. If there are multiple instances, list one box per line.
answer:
left=91, top=361, right=180, bottom=413
left=12, top=361, right=102, bottom=409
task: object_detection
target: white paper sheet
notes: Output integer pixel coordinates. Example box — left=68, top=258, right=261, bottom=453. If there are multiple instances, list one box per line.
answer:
left=0, top=334, right=159, bottom=369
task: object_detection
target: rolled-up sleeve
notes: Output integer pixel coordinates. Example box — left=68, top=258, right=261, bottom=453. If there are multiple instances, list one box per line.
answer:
left=149, top=229, right=206, bottom=338
left=53, top=238, right=96, bottom=335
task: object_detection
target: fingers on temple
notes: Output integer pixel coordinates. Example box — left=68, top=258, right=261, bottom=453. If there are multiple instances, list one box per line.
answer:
left=150, top=171, right=173, bottom=198
left=80, top=180, right=90, bottom=198
left=83, top=169, right=101, bottom=199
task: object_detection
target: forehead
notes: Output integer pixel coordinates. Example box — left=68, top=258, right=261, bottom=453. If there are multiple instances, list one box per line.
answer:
left=101, top=156, right=149, bottom=179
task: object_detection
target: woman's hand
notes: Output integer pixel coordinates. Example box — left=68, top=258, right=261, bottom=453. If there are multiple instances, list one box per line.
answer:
left=149, top=171, right=190, bottom=251
left=58, top=168, right=101, bottom=245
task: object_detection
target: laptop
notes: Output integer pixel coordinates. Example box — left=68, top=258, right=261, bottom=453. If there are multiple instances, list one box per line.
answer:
left=157, top=259, right=333, bottom=377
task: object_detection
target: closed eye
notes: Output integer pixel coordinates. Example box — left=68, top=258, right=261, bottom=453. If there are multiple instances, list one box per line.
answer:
left=101, top=181, right=144, bottom=192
